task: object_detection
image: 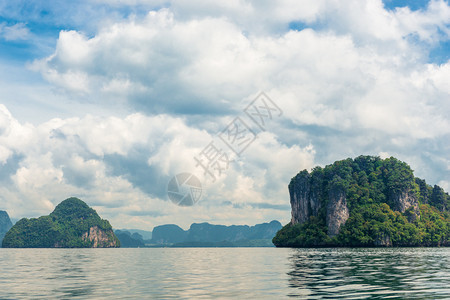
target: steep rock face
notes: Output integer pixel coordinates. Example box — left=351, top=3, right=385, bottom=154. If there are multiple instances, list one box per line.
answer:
left=289, top=172, right=310, bottom=225
left=290, top=173, right=350, bottom=236
left=309, top=180, right=322, bottom=218
left=326, top=187, right=349, bottom=236
left=82, top=226, right=119, bottom=248
left=390, top=189, right=420, bottom=221
left=289, top=172, right=321, bottom=225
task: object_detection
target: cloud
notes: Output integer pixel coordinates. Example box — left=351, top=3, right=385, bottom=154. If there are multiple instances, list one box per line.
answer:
left=0, top=105, right=312, bottom=228
left=394, top=0, right=450, bottom=43
left=1, top=0, right=450, bottom=229
left=0, top=23, right=31, bottom=41
left=31, top=10, right=266, bottom=115
left=31, top=3, right=450, bottom=125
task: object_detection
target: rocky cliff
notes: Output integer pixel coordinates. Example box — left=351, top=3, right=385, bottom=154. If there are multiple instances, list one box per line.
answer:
left=274, top=156, right=450, bottom=247
left=81, top=226, right=119, bottom=248
left=2, top=198, right=120, bottom=248
left=289, top=171, right=322, bottom=225
left=289, top=158, right=422, bottom=236
left=326, top=185, right=349, bottom=236
left=389, top=189, right=420, bottom=222
left=289, top=173, right=351, bottom=236
left=289, top=171, right=313, bottom=225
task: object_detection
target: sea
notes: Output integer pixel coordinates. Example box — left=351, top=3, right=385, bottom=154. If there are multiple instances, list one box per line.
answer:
left=0, top=247, right=449, bottom=299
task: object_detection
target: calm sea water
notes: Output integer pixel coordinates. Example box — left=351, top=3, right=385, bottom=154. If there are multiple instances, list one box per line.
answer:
left=0, top=247, right=449, bottom=299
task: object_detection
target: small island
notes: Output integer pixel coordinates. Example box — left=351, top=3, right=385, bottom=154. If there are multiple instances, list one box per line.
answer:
left=273, top=156, right=449, bottom=247
left=2, top=197, right=120, bottom=248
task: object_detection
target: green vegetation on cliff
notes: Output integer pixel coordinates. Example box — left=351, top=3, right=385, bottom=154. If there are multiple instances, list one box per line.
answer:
left=2, top=198, right=120, bottom=248
left=273, top=156, right=450, bottom=247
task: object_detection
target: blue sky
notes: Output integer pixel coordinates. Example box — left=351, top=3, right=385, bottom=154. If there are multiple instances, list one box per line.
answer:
left=383, top=0, right=430, bottom=10
left=384, top=0, right=450, bottom=64
left=0, top=0, right=449, bottom=230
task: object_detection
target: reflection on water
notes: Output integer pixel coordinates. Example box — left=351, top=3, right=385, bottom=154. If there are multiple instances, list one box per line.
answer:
left=0, top=248, right=449, bottom=299
left=287, top=248, right=450, bottom=299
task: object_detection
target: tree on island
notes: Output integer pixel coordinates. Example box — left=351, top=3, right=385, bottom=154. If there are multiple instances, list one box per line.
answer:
left=2, top=197, right=120, bottom=248
left=273, top=156, right=450, bottom=247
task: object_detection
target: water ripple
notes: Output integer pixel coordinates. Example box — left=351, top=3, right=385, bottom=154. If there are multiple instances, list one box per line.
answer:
left=0, top=248, right=449, bottom=299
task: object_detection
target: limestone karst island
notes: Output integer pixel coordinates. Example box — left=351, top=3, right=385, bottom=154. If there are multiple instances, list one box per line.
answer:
left=1, top=156, right=449, bottom=249
left=2, top=198, right=120, bottom=248
left=273, top=156, right=450, bottom=247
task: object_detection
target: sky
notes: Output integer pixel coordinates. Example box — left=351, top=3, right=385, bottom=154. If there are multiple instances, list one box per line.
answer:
left=0, top=0, right=449, bottom=231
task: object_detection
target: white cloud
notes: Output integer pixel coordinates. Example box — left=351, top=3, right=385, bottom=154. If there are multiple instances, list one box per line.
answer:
left=1, top=0, right=450, bottom=229
left=0, top=105, right=311, bottom=228
left=32, top=6, right=450, bottom=139
left=0, top=22, right=31, bottom=41
left=395, top=0, right=450, bottom=43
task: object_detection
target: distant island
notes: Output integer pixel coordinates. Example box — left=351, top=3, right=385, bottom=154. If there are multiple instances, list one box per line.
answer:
left=0, top=210, right=13, bottom=247
left=273, top=156, right=450, bottom=247
left=2, top=198, right=120, bottom=248
left=116, top=220, right=282, bottom=247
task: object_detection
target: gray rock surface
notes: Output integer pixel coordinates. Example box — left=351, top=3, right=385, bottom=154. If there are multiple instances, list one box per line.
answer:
left=390, top=189, right=420, bottom=221
left=289, top=171, right=311, bottom=225
left=326, top=186, right=349, bottom=236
